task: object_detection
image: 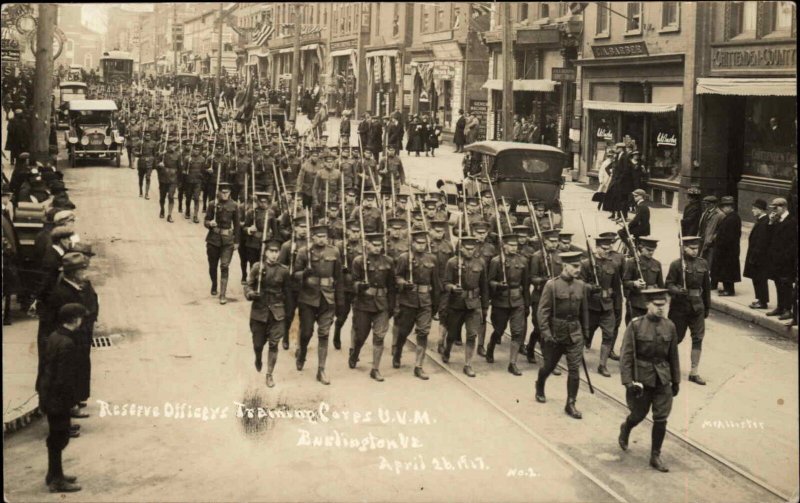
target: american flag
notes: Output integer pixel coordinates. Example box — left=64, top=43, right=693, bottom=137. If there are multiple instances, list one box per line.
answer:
left=195, top=100, right=221, bottom=132
left=471, top=2, right=494, bottom=17
left=300, top=24, right=323, bottom=36
left=253, top=21, right=274, bottom=47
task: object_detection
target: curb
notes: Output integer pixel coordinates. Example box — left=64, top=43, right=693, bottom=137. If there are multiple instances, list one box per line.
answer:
left=709, top=298, right=798, bottom=342
left=3, top=404, right=43, bottom=435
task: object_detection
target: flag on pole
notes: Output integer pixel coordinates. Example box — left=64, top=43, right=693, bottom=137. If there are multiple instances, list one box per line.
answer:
left=301, top=24, right=323, bottom=36
left=471, top=2, right=493, bottom=17
left=196, top=100, right=221, bottom=131
left=253, top=21, right=274, bottom=47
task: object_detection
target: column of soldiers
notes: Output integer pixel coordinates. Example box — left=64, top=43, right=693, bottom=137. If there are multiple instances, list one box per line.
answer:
left=119, top=90, right=703, bottom=473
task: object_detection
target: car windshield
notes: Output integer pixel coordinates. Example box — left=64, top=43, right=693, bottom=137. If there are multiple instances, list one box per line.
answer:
left=489, top=152, right=562, bottom=180
left=72, top=110, right=111, bottom=125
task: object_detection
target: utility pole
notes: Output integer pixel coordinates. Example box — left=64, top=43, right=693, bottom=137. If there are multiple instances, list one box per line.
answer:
left=501, top=2, right=514, bottom=141
left=289, top=3, right=301, bottom=122
left=214, top=2, right=224, bottom=99
left=32, top=3, right=56, bottom=163
left=173, top=3, right=178, bottom=76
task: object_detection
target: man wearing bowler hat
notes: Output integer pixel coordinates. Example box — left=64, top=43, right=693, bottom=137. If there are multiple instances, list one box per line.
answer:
left=711, top=196, right=741, bottom=296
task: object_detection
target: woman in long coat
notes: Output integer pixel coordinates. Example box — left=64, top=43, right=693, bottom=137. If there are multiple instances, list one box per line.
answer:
left=428, top=117, right=442, bottom=157
left=464, top=113, right=480, bottom=144
left=453, top=109, right=466, bottom=152
left=406, top=115, right=424, bottom=156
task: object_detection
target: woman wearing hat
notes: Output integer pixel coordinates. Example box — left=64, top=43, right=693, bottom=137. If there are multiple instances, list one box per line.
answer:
left=406, top=115, right=423, bottom=156
left=453, top=109, right=466, bottom=153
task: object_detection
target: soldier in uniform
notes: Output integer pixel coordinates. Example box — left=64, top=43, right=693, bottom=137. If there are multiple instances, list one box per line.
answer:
left=185, top=142, right=207, bottom=223
left=442, top=236, right=489, bottom=377
left=296, top=148, right=321, bottom=208
left=135, top=130, right=157, bottom=199
left=378, top=145, right=406, bottom=196
left=431, top=220, right=454, bottom=355
left=582, top=234, right=622, bottom=377
left=622, top=237, right=664, bottom=322
left=535, top=251, right=589, bottom=419
left=334, top=220, right=361, bottom=351
left=486, top=234, right=531, bottom=375
left=350, top=191, right=383, bottom=233
left=385, top=218, right=409, bottom=260
left=203, top=182, right=240, bottom=304
left=245, top=239, right=291, bottom=388
left=292, top=225, right=344, bottom=385
left=178, top=137, right=194, bottom=214
left=156, top=137, right=181, bottom=222
left=526, top=229, right=561, bottom=365
left=558, top=231, right=582, bottom=254
left=618, top=288, right=680, bottom=473
left=393, top=193, right=410, bottom=220
left=393, top=230, right=441, bottom=379
left=312, top=152, right=342, bottom=214
left=278, top=215, right=309, bottom=351
left=522, top=200, right=553, bottom=235
left=598, top=231, right=626, bottom=361
left=349, top=233, right=396, bottom=381
left=281, top=144, right=301, bottom=190
left=471, top=221, right=495, bottom=354
left=243, top=192, right=278, bottom=283
left=666, top=236, right=710, bottom=385
left=338, top=147, right=357, bottom=192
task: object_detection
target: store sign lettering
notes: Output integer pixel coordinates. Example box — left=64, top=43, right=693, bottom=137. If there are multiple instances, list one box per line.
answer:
left=596, top=127, right=613, bottom=140
left=712, top=47, right=796, bottom=69
left=751, top=149, right=797, bottom=164
left=656, top=132, right=678, bottom=147
left=591, top=42, right=648, bottom=58
left=432, top=65, right=456, bottom=80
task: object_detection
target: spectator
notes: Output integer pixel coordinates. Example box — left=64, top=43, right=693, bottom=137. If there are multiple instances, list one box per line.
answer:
left=358, top=112, right=370, bottom=150
left=711, top=196, right=742, bottom=296
left=406, top=115, right=423, bottom=156
left=464, top=112, right=480, bottom=145
left=765, top=198, right=797, bottom=320
left=339, top=109, right=352, bottom=146
left=681, top=186, right=704, bottom=236
left=698, top=196, right=724, bottom=269
left=5, top=109, right=29, bottom=165
left=387, top=116, right=404, bottom=153
left=453, top=109, right=466, bottom=153
left=620, top=188, right=651, bottom=254
left=428, top=116, right=442, bottom=157
left=744, top=199, right=772, bottom=309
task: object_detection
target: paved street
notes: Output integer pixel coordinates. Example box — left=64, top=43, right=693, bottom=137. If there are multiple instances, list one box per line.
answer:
left=2, top=147, right=796, bottom=501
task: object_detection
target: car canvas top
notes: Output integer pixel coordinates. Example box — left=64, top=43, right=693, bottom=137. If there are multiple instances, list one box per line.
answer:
left=67, top=100, right=118, bottom=112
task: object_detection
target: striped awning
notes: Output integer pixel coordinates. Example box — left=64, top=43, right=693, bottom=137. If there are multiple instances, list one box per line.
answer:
left=696, top=78, right=796, bottom=97
left=481, top=79, right=557, bottom=92
left=582, top=100, right=680, bottom=113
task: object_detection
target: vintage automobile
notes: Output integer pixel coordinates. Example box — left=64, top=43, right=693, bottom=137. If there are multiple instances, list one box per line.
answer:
left=64, top=99, right=124, bottom=167
left=438, top=141, right=568, bottom=227
left=55, top=81, right=87, bottom=128
left=174, top=72, right=200, bottom=92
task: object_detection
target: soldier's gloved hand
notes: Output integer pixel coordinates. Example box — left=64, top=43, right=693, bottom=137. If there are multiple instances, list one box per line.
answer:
left=450, top=284, right=463, bottom=294
left=247, top=291, right=260, bottom=301
left=634, top=279, right=647, bottom=289
left=403, top=282, right=415, bottom=292
left=247, top=225, right=257, bottom=235
left=626, top=382, right=644, bottom=398
left=302, top=267, right=313, bottom=279
left=356, top=282, right=369, bottom=294
left=676, top=286, right=688, bottom=295
left=208, top=220, right=218, bottom=228
left=672, top=383, right=679, bottom=397
left=590, top=284, right=603, bottom=293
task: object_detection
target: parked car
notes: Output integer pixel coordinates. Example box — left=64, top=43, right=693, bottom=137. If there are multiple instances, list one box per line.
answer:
left=55, top=81, right=87, bottom=128
left=64, top=99, right=124, bottom=167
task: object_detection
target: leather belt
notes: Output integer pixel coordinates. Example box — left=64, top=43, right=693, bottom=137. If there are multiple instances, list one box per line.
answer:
left=688, top=289, right=701, bottom=296
left=216, top=228, right=233, bottom=236
left=646, top=284, right=657, bottom=289
left=554, top=316, right=577, bottom=322
left=415, top=285, right=431, bottom=293
left=507, top=286, right=523, bottom=295
left=638, top=356, right=666, bottom=364
left=466, top=288, right=481, bottom=299
left=306, top=277, right=334, bottom=287
left=365, top=287, right=388, bottom=296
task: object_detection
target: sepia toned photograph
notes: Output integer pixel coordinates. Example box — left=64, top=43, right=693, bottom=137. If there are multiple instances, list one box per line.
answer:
left=1, top=2, right=797, bottom=502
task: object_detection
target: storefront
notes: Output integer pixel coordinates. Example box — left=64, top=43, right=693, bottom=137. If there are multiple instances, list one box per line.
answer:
left=483, top=79, right=559, bottom=144
left=328, top=46, right=358, bottom=114
left=695, top=77, right=796, bottom=218
left=366, top=49, right=401, bottom=117
left=268, top=42, right=323, bottom=92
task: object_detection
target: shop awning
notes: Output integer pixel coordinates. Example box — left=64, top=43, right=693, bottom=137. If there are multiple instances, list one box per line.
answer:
left=582, top=100, right=680, bottom=113
left=367, top=49, right=399, bottom=58
left=301, top=44, right=318, bottom=52
left=696, top=78, right=796, bottom=97
left=481, top=79, right=558, bottom=92
left=330, top=48, right=356, bottom=58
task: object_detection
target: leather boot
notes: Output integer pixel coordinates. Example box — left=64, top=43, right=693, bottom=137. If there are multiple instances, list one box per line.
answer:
left=159, top=207, right=165, bottom=219
left=266, top=349, right=277, bottom=379
left=144, top=180, right=151, bottom=199
left=565, top=376, right=582, bottom=418
left=219, top=277, right=228, bottom=304
left=526, top=337, right=537, bottom=364
left=476, top=344, right=485, bottom=356
left=348, top=346, right=360, bottom=368
left=414, top=367, right=429, bottom=380
left=49, top=480, right=82, bottom=493
left=193, top=209, right=199, bottom=223
left=508, top=341, right=522, bottom=375
left=333, top=325, right=342, bottom=350
left=210, top=275, right=218, bottom=296
left=441, top=340, right=453, bottom=364
left=282, top=329, right=290, bottom=350
left=463, top=339, right=476, bottom=377
left=564, top=398, right=582, bottom=419
left=254, top=348, right=263, bottom=372
left=265, top=374, right=275, bottom=388
left=317, top=367, right=330, bottom=385
left=437, top=325, right=447, bottom=354
left=414, top=344, right=426, bottom=368
left=392, top=345, right=401, bottom=369
left=598, top=344, right=611, bottom=377
left=295, top=346, right=306, bottom=371
left=370, top=368, right=385, bottom=382
left=535, top=378, right=546, bottom=403
left=619, top=420, right=633, bottom=451
left=689, top=349, right=705, bottom=385
left=650, top=421, right=669, bottom=472
left=485, top=337, right=496, bottom=363
left=372, top=344, right=384, bottom=373
left=609, top=349, right=620, bottom=361
left=318, top=339, right=329, bottom=369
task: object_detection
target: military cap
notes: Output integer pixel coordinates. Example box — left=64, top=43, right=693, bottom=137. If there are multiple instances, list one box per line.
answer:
left=71, top=242, right=95, bottom=257
left=266, top=239, right=282, bottom=251
left=254, top=191, right=270, bottom=200
left=595, top=235, right=615, bottom=246
left=323, top=151, right=336, bottom=160
left=471, top=221, right=490, bottom=232
left=638, top=236, right=659, bottom=249
left=58, top=303, right=89, bottom=324
left=614, top=142, right=626, bottom=148
left=340, top=148, right=350, bottom=156
left=598, top=231, right=618, bottom=241
left=18, top=152, right=30, bottom=160
left=293, top=216, right=308, bottom=226
left=480, top=189, right=493, bottom=198
left=719, top=195, right=735, bottom=206
left=559, top=251, right=583, bottom=264
left=411, top=231, right=428, bottom=243
left=363, top=147, right=373, bottom=153
left=430, top=220, right=449, bottom=230
left=423, top=199, right=438, bottom=209
left=513, top=225, right=531, bottom=235
left=687, top=186, right=702, bottom=196
left=770, top=197, right=788, bottom=207
left=388, top=218, right=405, bottom=229
left=632, top=188, right=648, bottom=198
left=217, top=182, right=232, bottom=191
left=347, top=220, right=361, bottom=231
left=411, top=209, right=422, bottom=218
left=167, top=136, right=179, bottom=143
left=542, top=229, right=561, bottom=240
left=465, top=196, right=480, bottom=205
left=311, top=225, right=329, bottom=236
left=362, top=191, right=377, bottom=200
left=533, top=200, right=547, bottom=210
left=702, top=195, right=718, bottom=204
left=366, top=233, right=384, bottom=245
left=62, top=252, right=88, bottom=272
left=51, top=226, right=74, bottom=240
left=558, top=231, right=574, bottom=240
left=752, top=198, right=768, bottom=211
left=344, top=187, right=358, bottom=197
left=502, top=234, right=520, bottom=245
left=460, top=236, right=479, bottom=247
left=387, top=144, right=397, bottom=151
left=681, top=236, right=702, bottom=245
left=642, top=288, right=669, bottom=305
left=329, top=145, right=339, bottom=153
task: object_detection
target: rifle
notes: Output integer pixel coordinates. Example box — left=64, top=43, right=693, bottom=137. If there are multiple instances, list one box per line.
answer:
left=457, top=213, right=463, bottom=287
left=523, top=185, right=551, bottom=278
left=460, top=183, right=472, bottom=237
left=486, top=177, right=507, bottom=283
left=618, top=216, right=644, bottom=281
left=416, top=194, right=432, bottom=253
left=389, top=172, right=396, bottom=218
left=256, top=202, right=270, bottom=294
left=341, top=157, right=348, bottom=270
left=406, top=205, right=413, bottom=284
left=380, top=190, right=388, bottom=252
left=305, top=206, right=312, bottom=268
left=359, top=174, right=369, bottom=283
left=579, top=212, right=600, bottom=287
left=678, top=224, right=687, bottom=289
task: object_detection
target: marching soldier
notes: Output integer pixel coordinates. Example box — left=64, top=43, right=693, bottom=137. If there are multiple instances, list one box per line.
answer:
left=486, top=234, right=531, bottom=375
left=526, top=229, right=561, bottom=365
left=311, top=151, right=341, bottom=213
left=430, top=220, right=455, bottom=355
left=442, top=236, right=489, bottom=377
left=178, top=137, right=194, bottom=214
left=393, top=193, right=410, bottom=220
left=350, top=191, right=383, bottom=233
left=666, top=236, right=710, bottom=385
left=296, top=148, right=321, bottom=208
left=338, top=147, right=357, bottom=191
left=156, top=136, right=181, bottom=222
left=292, top=224, right=344, bottom=385
left=393, top=230, right=441, bottom=379
left=378, top=145, right=405, bottom=196
left=618, top=288, right=680, bottom=472
left=278, top=215, right=309, bottom=351
left=622, top=237, right=664, bottom=322
left=245, top=239, right=292, bottom=388
left=471, top=221, right=495, bottom=355
left=243, top=192, right=278, bottom=284
left=349, top=233, right=396, bottom=382
left=334, top=220, right=361, bottom=350
left=598, top=231, right=626, bottom=361
left=385, top=218, right=408, bottom=260
left=582, top=234, right=623, bottom=377
left=281, top=144, right=301, bottom=190
left=135, top=130, right=157, bottom=199
left=535, top=251, right=589, bottom=419
left=522, top=200, right=553, bottom=235
left=203, top=182, right=240, bottom=304
left=184, top=142, right=206, bottom=223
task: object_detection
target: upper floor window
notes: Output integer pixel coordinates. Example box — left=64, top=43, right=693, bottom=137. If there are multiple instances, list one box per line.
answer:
left=421, top=5, right=432, bottom=33
left=767, top=1, right=794, bottom=36
left=392, top=3, right=400, bottom=37
left=625, top=2, right=642, bottom=35
left=540, top=3, right=550, bottom=19
left=518, top=3, right=529, bottom=22
left=730, top=1, right=757, bottom=39
left=595, top=2, right=610, bottom=37
left=435, top=3, right=448, bottom=31
left=661, top=2, right=680, bottom=31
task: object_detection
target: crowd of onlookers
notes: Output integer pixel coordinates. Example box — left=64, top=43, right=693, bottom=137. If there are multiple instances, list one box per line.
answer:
left=512, top=114, right=559, bottom=147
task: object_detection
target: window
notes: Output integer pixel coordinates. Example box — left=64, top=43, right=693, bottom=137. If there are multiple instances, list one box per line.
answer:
left=661, top=2, right=679, bottom=30
left=421, top=5, right=431, bottom=33
left=540, top=3, right=550, bottom=19
left=435, top=3, right=447, bottom=31
left=625, top=2, right=642, bottom=34
left=729, top=1, right=757, bottom=38
left=767, top=1, right=794, bottom=36
left=595, top=2, right=610, bottom=37
left=332, top=5, right=338, bottom=35
left=392, top=3, right=400, bottom=37
left=518, top=3, right=529, bottom=22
